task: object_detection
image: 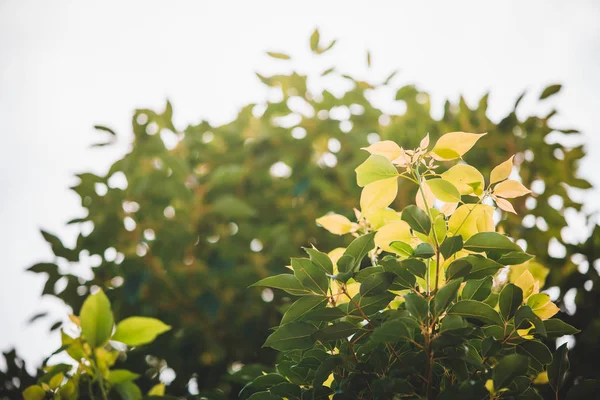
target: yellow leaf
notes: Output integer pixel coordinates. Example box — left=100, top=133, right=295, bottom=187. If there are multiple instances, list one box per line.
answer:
left=495, top=197, right=516, bottom=214
left=533, top=371, right=549, bottom=385
left=374, top=221, right=412, bottom=252
left=493, top=180, right=531, bottom=199
left=510, top=261, right=549, bottom=288
left=490, top=155, right=515, bottom=184
left=323, top=373, right=335, bottom=387
left=527, top=293, right=559, bottom=320
left=328, top=248, right=346, bottom=270
left=23, top=385, right=46, bottom=400
left=361, top=140, right=402, bottom=161
left=431, top=132, right=487, bottom=161
left=441, top=164, right=485, bottom=196
left=513, top=270, right=536, bottom=299
left=360, top=177, right=398, bottom=216
left=366, top=209, right=402, bottom=230
left=316, top=214, right=353, bottom=235
left=440, top=202, right=458, bottom=217
left=148, top=383, right=165, bottom=396
left=485, top=379, right=495, bottom=394
left=447, top=204, right=494, bottom=239
left=416, top=180, right=435, bottom=211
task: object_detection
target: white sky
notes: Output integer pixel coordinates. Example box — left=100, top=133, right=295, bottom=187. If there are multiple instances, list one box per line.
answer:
left=1, top=0, right=599, bottom=371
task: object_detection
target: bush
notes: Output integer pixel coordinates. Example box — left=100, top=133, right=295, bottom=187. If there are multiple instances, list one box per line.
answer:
left=3, top=31, right=596, bottom=398
left=247, top=132, right=597, bottom=399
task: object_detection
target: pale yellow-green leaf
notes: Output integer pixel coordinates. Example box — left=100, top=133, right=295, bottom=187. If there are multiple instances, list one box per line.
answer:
left=441, top=164, right=485, bottom=196
left=431, top=132, right=486, bottom=160
left=513, top=270, right=536, bottom=299
left=23, top=385, right=46, bottom=400
left=148, top=383, right=166, bottom=396
left=361, top=140, right=402, bottom=161
left=328, top=247, right=346, bottom=270
left=427, top=178, right=461, bottom=202
left=510, top=261, right=549, bottom=288
left=416, top=180, right=435, bottom=211
left=493, top=180, right=531, bottom=199
left=527, top=293, right=559, bottom=320
left=495, top=197, right=516, bottom=214
left=440, top=201, right=458, bottom=217
left=112, top=317, right=171, bottom=346
left=316, top=214, right=353, bottom=235
left=447, top=204, right=494, bottom=239
left=419, top=134, right=430, bottom=150
left=355, top=155, right=399, bottom=186
left=490, top=155, right=515, bottom=184
left=360, top=177, right=398, bottom=216
left=79, top=289, right=114, bottom=348
left=374, top=221, right=412, bottom=252
left=366, top=209, right=402, bottom=230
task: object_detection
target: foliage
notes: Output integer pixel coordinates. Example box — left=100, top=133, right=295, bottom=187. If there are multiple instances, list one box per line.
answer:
left=21, top=290, right=171, bottom=400
left=248, top=133, right=598, bottom=399
left=2, top=29, right=597, bottom=398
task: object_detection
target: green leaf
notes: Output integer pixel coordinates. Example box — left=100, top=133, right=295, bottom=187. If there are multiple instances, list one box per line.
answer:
left=493, top=354, right=529, bottom=390
left=434, top=279, right=462, bottom=316
left=401, top=205, right=431, bottom=235
left=404, top=292, right=429, bottom=322
left=445, top=259, right=472, bottom=281
left=79, top=289, right=114, bottom=348
left=440, top=235, right=463, bottom=259
left=516, top=340, right=552, bottom=371
left=427, top=178, right=461, bottom=202
left=461, top=276, right=493, bottom=301
left=93, top=124, right=117, bottom=136
left=540, top=319, right=580, bottom=338
left=303, top=307, right=346, bottom=322
left=548, top=344, right=569, bottom=392
left=355, top=155, right=399, bottom=187
left=23, top=385, right=46, bottom=400
left=413, top=243, right=435, bottom=259
left=464, top=232, right=521, bottom=254
left=304, top=247, right=334, bottom=274
left=310, top=28, right=320, bottom=52
left=114, top=381, right=143, bottom=400
left=398, top=258, right=426, bottom=278
left=499, top=283, right=523, bottom=321
left=314, top=356, right=343, bottom=388
left=346, top=292, right=395, bottom=317
left=240, top=374, right=287, bottom=399
left=389, top=241, right=414, bottom=257
left=314, top=322, right=360, bottom=341
left=251, top=274, right=311, bottom=296
left=108, top=369, right=140, bottom=384
left=337, top=232, right=376, bottom=273
left=281, top=295, right=328, bottom=325
left=360, top=272, right=395, bottom=297
left=370, top=319, right=412, bottom=343
left=540, top=84, right=562, bottom=100
left=515, top=305, right=546, bottom=337
left=381, top=260, right=417, bottom=290
left=247, top=392, right=281, bottom=400
left=264, top=322, right=317, bottom=351
left=270, top=382, right=301, bottom=399
left=266, top=51, right=291, bottom=60
left=463, top=255, right=503, bottom=279
left=112, top=317, right=171, bottom=346
left=291, top=258, right=329, bottom=295
left=448, top=300, right=503, bottom=326
left=496, top=251, right=534, bottom=265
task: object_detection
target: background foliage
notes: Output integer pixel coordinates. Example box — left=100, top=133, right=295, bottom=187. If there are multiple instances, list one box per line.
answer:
left=1, top=32, right=596, bottom=399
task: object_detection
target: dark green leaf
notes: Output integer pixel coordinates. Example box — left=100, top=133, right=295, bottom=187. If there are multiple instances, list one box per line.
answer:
left=445, top=259, right=472, bottom=281
left=448, top=300, right=503, bottom=326
left=251, top=274, right=311, bottom=296
left=440, top=235, right=463, bottom=259
left=270, top=382, right=301, bottom=399
left=464, top=232, right=521, bottom=254
left=463, top=255, right=503, bottom=279
left=566, top=380, right=600, bottom=400
left=303, top=247, right=334, bottom=275
left=540, top=84, right=562, bottom=100
left=314, top=322, right=360, bottom=341
left=499, top=283, right=523, bottom=321
left=303, top=307, right=346, bottom=322
left=413, top=243, right=435, bottom=259
left=493, top=354, right=529, bottom=390
left=360, top=272, right=395, bottom=297
left=389, top=241, right=413, bottom=257
left=539, top=319, right=580, bottom=338
left=517, top=340, right=552, bottom=371
left=281, top=296, right=328, bottom=325
left=404, top=292, right=429, bottom=322
left=264, top=322, right=317, bottom=351
left=291, top=258, right=329, bottom=295
left=515, top=306, right=546, bottom=337
left=548, top=344, right=569, bottom=392
left=114, top=381, right=142, bottom=400
left=337, top=233, right=375, bottom=273
left=496, top=251, right=534, bottom=265
left=434, top=279, right=462, bottom=316
left=370, top=320, right=412, bottom=343
left=461, top=276, right=493, bottom=301
left=401, top=205, right=431, bottom=235
left=313, top=356, right=343, bottom=388
left=346, top=292, right=395, bottom=317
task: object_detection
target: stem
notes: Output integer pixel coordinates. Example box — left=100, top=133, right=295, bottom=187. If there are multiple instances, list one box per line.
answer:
left=91, top=350, right=108, bottom=400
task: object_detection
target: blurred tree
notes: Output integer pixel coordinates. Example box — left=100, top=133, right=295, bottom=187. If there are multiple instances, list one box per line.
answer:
left=3, top=31, right=595, bottom=398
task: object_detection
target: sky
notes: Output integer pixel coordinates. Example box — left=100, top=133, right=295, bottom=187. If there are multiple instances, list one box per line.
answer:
left=1, top=0, right=599, bottom=372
